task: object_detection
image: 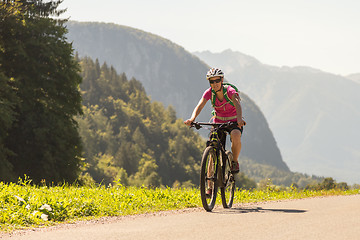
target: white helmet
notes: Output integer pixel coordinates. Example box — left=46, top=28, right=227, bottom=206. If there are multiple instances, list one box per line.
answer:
left=206, top=68, right=224, bottom=80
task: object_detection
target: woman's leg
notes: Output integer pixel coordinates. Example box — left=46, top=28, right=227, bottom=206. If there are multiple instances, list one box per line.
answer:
left=230, top=129, right=242, bottom=162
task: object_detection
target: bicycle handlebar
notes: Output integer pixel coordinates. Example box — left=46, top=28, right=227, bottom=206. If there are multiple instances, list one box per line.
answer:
left=190, top=121, right=238, bottom=130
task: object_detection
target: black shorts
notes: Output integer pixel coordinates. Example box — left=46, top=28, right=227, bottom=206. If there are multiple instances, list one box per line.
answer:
left=217, top=122, right=243, bottom=146
left=223, top=122, right=243, bottom=135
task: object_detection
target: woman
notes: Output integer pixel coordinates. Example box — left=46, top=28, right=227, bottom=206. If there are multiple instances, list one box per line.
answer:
left=184, top=68, right=245, bottom=173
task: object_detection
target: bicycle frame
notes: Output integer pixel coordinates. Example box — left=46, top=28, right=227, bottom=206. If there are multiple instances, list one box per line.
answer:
left=191, top=121, right=238, bottom=211
left=192, top=122, right=233, bottom=186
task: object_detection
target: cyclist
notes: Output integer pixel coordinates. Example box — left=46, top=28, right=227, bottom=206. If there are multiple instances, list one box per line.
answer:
left=184, top=67, right=245, bottom=174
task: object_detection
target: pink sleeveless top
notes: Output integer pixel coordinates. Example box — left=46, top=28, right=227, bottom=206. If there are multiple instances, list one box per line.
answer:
left=202, top=86, right=239, bottom=123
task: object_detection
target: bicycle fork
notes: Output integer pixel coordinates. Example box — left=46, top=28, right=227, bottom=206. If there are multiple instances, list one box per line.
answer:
left=217, top=150, right=226, bottom=188
left=206, top=148, right=219, bottom=189
left=206, top=148, right=227, bottom=189
left=218, top=150, right=234, bottom=188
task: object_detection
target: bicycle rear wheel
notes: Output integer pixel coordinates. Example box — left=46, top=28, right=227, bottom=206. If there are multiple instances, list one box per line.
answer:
left=200, top=146, right=218, bottom=212
left=220, top=151, right=235, bottom=208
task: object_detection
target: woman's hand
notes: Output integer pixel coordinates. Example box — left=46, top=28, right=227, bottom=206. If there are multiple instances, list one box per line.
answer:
left=184, top=119, right=194, bottom=126
left=238, top=118, right=246, bottom=127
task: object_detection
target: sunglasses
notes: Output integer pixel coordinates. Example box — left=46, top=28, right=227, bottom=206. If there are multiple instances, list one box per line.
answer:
left=209, top=78, right=222, bottom=84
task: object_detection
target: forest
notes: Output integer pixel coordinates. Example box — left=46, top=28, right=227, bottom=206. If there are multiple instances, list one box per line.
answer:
left=77, top=57, right=205, bottom=187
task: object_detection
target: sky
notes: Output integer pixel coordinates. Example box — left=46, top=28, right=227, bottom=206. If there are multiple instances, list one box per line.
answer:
left=59, top=0, right=360, bottom=76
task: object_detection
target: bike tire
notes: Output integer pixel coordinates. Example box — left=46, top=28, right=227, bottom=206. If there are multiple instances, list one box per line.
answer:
left=220, top=151, right=235, bottom=208
left=200, top=146, right=218, bottom=212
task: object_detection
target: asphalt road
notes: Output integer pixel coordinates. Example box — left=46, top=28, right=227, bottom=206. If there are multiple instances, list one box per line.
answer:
left=2, top=194, right=360, bottom=240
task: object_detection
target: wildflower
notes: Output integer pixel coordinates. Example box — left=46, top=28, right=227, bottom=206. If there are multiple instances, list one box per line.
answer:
left=40, top=204, right=52, bottom=211
left=41, top=214, right=48, bottom=221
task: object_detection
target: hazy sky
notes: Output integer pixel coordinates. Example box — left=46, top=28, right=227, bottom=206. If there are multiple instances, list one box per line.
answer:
left=59, top=0, right=360, bottom=76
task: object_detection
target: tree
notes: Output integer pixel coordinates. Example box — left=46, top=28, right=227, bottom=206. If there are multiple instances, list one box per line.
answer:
left=0, top=73, right=17, bottom=181
left=320, top=177, right=336, bottom=190
left=129, top=153, right=161, bottom=187
left=236, top=172, right=257, bottom=189
left=0, top=0, right=83, bottom=183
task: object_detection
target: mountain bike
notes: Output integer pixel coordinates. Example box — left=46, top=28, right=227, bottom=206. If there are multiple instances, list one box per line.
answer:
left=191, top=121, right=237, bottom=212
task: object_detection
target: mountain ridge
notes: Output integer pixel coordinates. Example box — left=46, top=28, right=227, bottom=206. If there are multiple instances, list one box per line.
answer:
left=346, top=73, right=360, bottom=83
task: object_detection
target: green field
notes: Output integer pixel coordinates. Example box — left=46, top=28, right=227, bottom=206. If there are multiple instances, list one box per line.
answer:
left=1, top=179, right=359, bottom=232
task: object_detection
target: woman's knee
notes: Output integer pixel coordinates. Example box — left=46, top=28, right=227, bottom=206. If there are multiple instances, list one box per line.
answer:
left=230, top=129, right=242, bottom=143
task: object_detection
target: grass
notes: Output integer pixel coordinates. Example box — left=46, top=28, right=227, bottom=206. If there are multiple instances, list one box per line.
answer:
left=0, top=178, right=359, bottom=232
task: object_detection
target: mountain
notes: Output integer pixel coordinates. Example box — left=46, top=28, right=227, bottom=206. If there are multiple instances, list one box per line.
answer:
left=193, top=49, right=360, bottom=184
left=65, top=21, right=289, bottom=172
left=346, top=73, right=360, bottom=84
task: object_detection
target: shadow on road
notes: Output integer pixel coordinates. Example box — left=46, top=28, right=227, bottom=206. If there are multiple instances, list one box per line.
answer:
left=212, top=207, right=307, bottom=214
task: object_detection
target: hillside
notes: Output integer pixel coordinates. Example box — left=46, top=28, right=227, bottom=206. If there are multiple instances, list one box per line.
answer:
left=76, top=57, right=206, bottom=187
left=65, top=21, right=289, bottom=172
left=194, top=49, right=360, bottom=184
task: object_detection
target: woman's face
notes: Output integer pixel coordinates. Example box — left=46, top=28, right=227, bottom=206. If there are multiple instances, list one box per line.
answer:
left=208, top=77, right=223, bottom=92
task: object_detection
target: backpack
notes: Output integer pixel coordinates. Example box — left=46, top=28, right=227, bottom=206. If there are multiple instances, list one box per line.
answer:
left=210, top=82, right=240, bottom=109
left=210, top=83, right=246, bottom=124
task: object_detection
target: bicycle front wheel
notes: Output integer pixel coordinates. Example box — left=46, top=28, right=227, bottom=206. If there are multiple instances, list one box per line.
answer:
left=200, top=146, right=218, bottom=212
left=220, top=151, right=235, bottom=208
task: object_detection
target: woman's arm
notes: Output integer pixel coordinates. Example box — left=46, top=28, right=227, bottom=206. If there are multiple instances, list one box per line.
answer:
left=232, top=94, right=245, bottom=127
left=184, top=97, right=208, bottom=126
